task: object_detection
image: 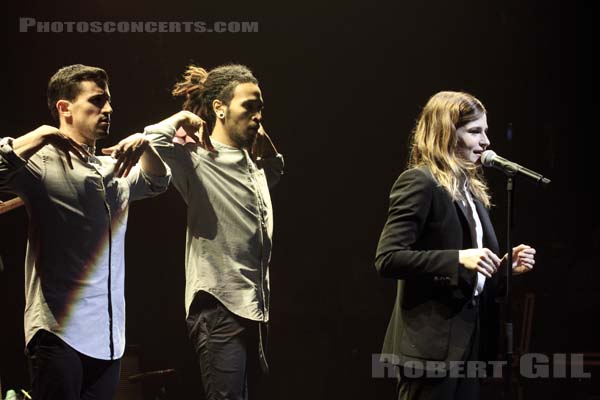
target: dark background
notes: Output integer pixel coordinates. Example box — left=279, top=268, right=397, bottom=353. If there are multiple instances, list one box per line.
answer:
left=1, top=0, right=595, bottom=399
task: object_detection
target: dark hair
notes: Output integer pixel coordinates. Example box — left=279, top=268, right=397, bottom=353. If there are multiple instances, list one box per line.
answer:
left=172, top=64, right=258, bottom=135
left=47, top=64, right=109, bottom=123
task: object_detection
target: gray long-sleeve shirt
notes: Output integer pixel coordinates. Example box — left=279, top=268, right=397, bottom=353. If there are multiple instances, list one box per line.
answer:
left=0, top=137, right=171, bottom=360
left=145, top=122, right=283, bottom=322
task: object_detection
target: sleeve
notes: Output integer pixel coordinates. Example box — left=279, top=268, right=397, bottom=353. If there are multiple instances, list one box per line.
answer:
left=143, top=121, right=195, bottom=202
left=374, top=168, right=459, bottom=283
left=125, top=164, right=172, bottom=202
left=0, top=137, right=33, bottom=191
left=257, top=153, right=284, bottom=188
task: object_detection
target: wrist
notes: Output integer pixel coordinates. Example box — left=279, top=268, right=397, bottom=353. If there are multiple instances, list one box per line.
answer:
left=171, top=111, right=190, bottom=128
left=458, top=250, right=465, bottom=265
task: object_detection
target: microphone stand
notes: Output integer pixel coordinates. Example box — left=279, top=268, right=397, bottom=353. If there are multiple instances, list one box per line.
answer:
left=503, top=175, right=515, bottom=399
left=486, top=144, right=550, bottom=398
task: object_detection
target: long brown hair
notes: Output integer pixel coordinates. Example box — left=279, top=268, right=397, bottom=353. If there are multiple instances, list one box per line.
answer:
left=408, top=91, right=491, bottom=207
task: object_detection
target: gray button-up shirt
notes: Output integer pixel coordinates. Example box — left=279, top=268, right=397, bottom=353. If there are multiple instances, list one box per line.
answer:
left=145, top=122, right=283, bottom=322
left=0, top=137, right=170, bottom=360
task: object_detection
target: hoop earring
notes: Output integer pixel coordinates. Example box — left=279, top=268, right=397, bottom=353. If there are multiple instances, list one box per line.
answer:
left=217, top=112, right=225, bottom=119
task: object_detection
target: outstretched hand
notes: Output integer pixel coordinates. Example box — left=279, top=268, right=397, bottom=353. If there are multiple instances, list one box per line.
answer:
left=172, top=111, right=214, bottom=152
left=251, top=124, right=278, bottom=162
left=101, top=133, right=149, bottom=178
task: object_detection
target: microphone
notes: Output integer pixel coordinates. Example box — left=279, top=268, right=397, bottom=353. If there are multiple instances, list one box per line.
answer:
left=481, top=150, right=551, bottom=184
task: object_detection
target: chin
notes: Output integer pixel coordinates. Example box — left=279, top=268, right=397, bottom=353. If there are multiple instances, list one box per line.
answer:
left=96, top=128, right=110, bottom=137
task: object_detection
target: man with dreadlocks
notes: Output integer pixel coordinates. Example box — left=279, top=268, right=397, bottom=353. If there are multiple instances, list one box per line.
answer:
left=144, top=64, right=283, bottom=399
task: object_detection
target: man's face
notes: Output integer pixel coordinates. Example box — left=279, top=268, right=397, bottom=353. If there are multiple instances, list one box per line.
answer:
left=222, top=82, right=263, bottom=148
left=66, top=80, right=112, bottom=142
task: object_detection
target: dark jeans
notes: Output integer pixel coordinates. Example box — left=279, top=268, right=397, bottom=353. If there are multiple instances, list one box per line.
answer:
left=26, top=330, right=121, bottom=400
left=186, top=292, right=266, bottom=400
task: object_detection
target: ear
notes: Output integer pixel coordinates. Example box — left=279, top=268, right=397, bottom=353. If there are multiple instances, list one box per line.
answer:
left=56, top=100, right=71, bottom=118
left=212, top=99, right=225, bottom=116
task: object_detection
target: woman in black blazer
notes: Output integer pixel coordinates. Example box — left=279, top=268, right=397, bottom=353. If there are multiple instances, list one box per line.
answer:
left=375, top=91, right=536, bottom=400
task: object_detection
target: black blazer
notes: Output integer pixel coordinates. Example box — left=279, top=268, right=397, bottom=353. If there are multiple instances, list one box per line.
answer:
left=375, top=167, right=503, bottom=364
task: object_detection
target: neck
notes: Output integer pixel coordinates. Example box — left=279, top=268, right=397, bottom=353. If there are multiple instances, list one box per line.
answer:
left=59, top=124, right=96, bottom=149
left=211, top=125, right=243, bottom=149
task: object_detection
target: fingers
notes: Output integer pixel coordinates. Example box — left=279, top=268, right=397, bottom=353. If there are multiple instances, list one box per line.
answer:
left=459, top=248, right=501, bottom=278
left=116, top=144, right=147, bottom=177
left=115, top=153, right=131, bottom=177
left=177, top=125, right=201, bottom=144
left=54, top=134, right=90, bottom=169
left=250, top=132, right=260, bottom=159
left=252, top=126, right=269, bottom=160
left=101, top=144, right=117, bottom=155
left=115, top=148, right=137, bottom=177
left=103, top=135, right=149, bottom=177
left=517, top=253, right=535, bottom=269
left=180, top=110, right=205, bottom=129
left=67, top=139, right=91, bottom=162
left=485, top=248, right=502, bottom=266
left=201, top=127, right=215, bottom=152
left=476, top=248, right=500, bottom=277
left=64, top=150, right=74, bottom=169
left=252, top=124, right=277, bottom=160
left=514, top=244, right=536, bottom=270
left=476, top=255, right=496, bottom=278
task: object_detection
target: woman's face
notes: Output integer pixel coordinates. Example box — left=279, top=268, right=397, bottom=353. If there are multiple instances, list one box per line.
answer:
left=456, top=114, right=490, bottom=164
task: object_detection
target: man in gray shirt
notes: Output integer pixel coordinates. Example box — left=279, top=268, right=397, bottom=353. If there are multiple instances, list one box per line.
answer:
left=0, top=64, right=170, bottom=400
left=144, top=64, right=283, bottom=400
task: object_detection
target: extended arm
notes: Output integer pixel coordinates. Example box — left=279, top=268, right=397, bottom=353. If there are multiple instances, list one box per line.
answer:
left=101, top=133, right=168, bottom=178
left=11, top=125, right=89, bottom=167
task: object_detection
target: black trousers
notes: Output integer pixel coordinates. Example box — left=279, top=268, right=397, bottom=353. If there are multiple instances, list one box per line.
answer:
left=186, top=292, right=266, bottom=400
left=397, top=299, right=481, bottom=400
left=26, top=330, right=121, bottom=400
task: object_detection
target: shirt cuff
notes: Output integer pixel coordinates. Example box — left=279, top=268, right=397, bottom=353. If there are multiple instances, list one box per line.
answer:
left=139, top=167, right=172, bottom=193
left=143, top=121, right=177, bottom=138
left=0, top=137, right=28, bottom=169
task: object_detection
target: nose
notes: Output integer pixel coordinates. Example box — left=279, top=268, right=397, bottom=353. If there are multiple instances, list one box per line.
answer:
left=103, top=101, right=113, bottom=115
left=253, top=110, right=262, bottom=122
left=480, top=132, right=490, bottom=148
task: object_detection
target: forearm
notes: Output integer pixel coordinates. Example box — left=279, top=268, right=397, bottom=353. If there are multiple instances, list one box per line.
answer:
left=375, top=248, right=459, bottom=281
left=157, top=112, right=187, bottom=131
left=11, top=127, right=53, bottom=160
left=139, top=144, right=168, bottom=177
left=144, top=119, right=178, bottom=150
